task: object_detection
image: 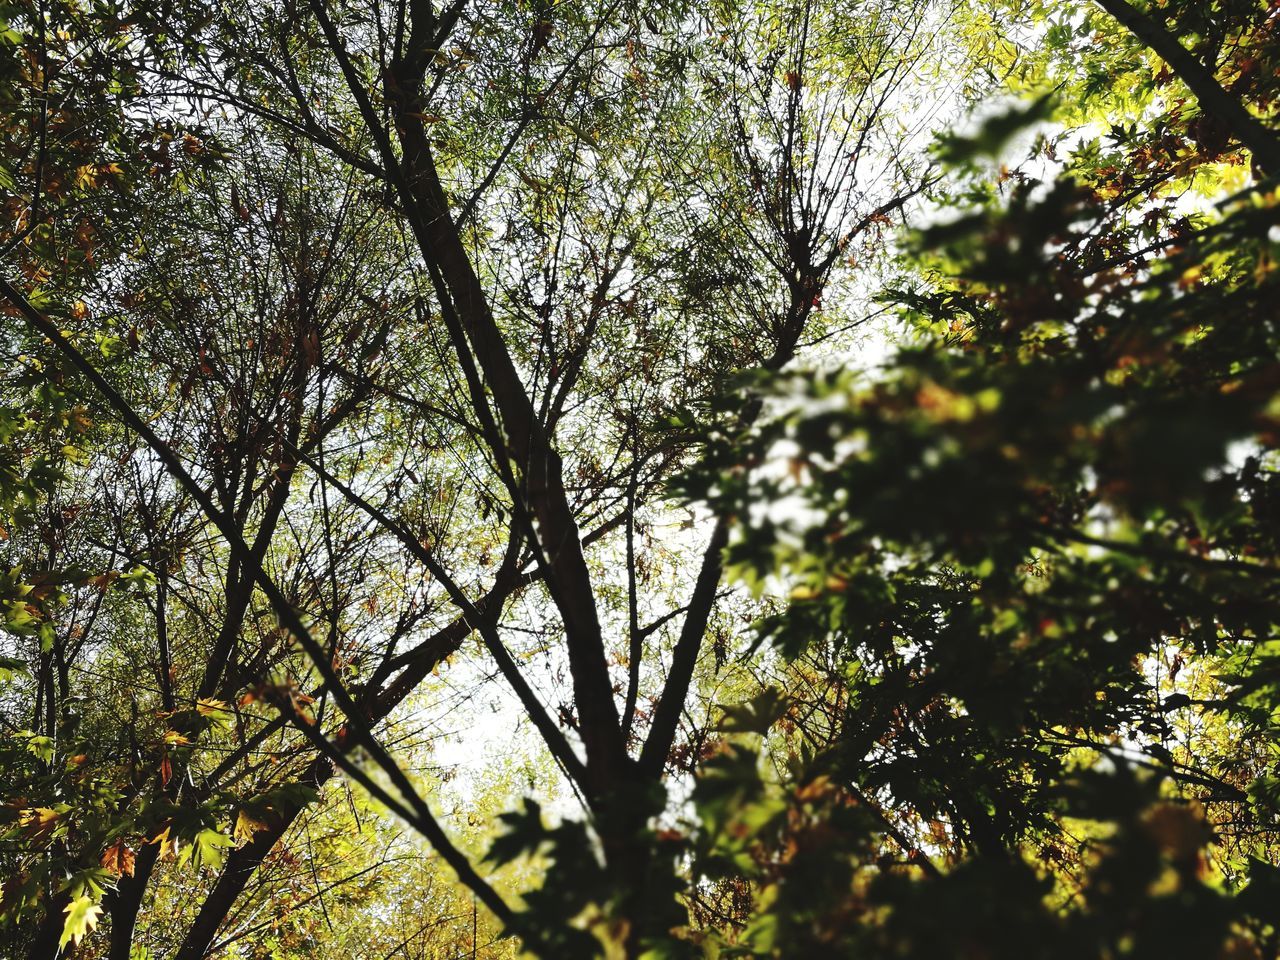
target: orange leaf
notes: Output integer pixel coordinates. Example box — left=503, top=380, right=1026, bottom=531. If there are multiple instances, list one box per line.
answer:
left=100, top=841, right=136, bottom=877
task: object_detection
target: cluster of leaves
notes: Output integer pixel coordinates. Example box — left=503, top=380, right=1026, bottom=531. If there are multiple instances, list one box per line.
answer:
left=672, top=2, right=1280, bottom=956
left=685, top=739, right=1269, bottom=958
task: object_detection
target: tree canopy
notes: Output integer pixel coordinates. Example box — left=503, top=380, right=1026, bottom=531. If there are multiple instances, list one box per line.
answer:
left=0, top=0, right=1278, bottom=957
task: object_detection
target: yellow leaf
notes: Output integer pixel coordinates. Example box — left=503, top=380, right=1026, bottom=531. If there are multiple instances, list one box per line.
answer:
left=60, top=896, right=102, bottom=949
left=149, top=825, right=178, bottom=861
left=235, top=808, right=269, bottom=841
left=19, top=806, right=61, bottom=840
left=197, top=697, right=234, bottom=729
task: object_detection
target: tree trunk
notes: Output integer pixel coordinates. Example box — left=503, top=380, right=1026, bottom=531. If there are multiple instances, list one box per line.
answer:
left=105, top=843, right=161, bottom=960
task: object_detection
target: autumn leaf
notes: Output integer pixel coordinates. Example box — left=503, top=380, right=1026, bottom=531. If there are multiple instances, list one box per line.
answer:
left=196, top=697, right=234, bottom=730
left=234, top=808, right=269, bottom=841
left=150, top=824, right=179, bottom=862
left=100, top=841, right=136, bottom=877
left=18, top=806, right=63, bottom=841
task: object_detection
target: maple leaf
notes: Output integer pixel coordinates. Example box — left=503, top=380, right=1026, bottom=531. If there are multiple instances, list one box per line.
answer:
left=18, top=806, right=63, bottom=841
left=60, top=896, right=102, bottom=949
left=180, top=828, right=235, bottom=873
left=235, top=808, right=269, bottom=841
left=100, top=841, right=136, bottom=877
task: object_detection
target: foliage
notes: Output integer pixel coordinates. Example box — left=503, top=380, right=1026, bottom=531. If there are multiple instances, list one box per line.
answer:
left=0, top=0, right=1277, bottom=958
left=680, top=1, right=1280, bottom=955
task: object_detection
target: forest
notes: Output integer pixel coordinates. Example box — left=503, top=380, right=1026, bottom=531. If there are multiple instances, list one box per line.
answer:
left=0, top=0, right=1278, bottom=956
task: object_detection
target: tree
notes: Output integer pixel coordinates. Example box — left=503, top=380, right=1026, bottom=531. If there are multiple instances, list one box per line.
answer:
left=0, top=0, right=1277, bottom=957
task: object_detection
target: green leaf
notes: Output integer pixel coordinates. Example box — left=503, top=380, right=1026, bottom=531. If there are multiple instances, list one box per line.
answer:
left=717, top=687, right=789, bottom=734
left=933, top=93, right=1057, bottom=165
left=179, top=828, right=235, bottom=873
left=0, top=654, right=27, bottom=683
left=64, top=866, right=114, bottom=901
left=486, top=799, right=547, bottom=866
left=59, top=896, right=102, bottom=949
left=22, top=732, right=54, bottom=762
